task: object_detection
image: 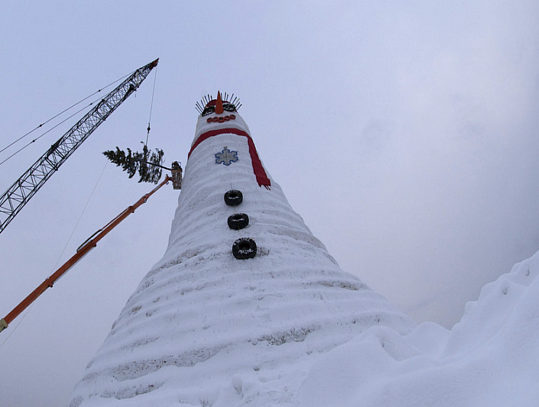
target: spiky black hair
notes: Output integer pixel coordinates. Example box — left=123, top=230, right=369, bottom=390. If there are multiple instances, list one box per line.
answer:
left=195, top=92, right=242, bottom=114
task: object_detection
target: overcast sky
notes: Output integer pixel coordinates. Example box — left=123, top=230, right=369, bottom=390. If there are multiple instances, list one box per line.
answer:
left=1, top=1, right=538, bottom=406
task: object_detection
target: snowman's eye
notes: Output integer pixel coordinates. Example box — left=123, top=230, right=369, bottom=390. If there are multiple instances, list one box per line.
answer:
left=223, top=103, right=237, bottom=112
left=201, top=106, right=215, bottom=116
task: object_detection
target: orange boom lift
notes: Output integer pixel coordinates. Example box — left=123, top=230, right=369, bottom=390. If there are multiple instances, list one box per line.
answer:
left=0, top=175, right=172, bottom=333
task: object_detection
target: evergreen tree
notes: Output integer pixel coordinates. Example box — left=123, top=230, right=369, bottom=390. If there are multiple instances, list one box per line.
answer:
left=103, top=145, right=165, bottom=183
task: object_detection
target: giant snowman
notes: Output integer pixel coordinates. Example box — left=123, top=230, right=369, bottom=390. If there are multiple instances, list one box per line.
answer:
left=70, top=93, right=414, bottom=406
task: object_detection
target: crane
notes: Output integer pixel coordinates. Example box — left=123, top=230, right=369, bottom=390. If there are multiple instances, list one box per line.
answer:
left=0, top=175, right=171, bottom=333
left=0, top=58, right=159, bottom=235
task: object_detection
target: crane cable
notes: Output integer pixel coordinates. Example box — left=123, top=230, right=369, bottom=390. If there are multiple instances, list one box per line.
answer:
left=0, top=175, right=172, bottom=336
left=0, top=71, right=131, bottom=155
left=52, top=163, right=108, bottom=270
left=144, top=68, right=158, bottom=147
left=0, top=94, right=106, bottom=167
left=0, top=69, right=134, bottom=162
left=0, top=163, right=108, bottom=347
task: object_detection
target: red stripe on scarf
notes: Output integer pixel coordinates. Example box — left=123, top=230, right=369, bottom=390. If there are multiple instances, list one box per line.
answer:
left=188, top=128, right=271, bottom=188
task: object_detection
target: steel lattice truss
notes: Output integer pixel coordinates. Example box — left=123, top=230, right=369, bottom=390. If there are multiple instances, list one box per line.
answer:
left=0, top=59, right=158, bottom=234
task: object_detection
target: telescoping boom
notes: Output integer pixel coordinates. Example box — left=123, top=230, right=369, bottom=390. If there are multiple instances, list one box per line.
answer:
left=0, top=175, right=171, bottom=334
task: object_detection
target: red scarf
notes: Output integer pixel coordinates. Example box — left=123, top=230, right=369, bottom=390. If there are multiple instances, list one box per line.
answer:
left=188, top=128, right=271, bottom=189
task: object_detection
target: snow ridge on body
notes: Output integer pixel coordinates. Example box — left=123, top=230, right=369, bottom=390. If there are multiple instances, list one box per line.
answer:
left=70, top=111, right=413, bottom=406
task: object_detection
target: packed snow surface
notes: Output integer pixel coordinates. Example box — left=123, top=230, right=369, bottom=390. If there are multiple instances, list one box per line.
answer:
left=70, top=111, right=413, bottom=406
left=71, top=108, right=539, bottom=406
left=297, top=250, right=539, bottom=407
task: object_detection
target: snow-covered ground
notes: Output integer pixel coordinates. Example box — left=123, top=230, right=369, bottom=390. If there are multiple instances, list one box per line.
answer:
left=70, top=104, right=539, bottom=406
left=297, top=249, right=539, bottom=407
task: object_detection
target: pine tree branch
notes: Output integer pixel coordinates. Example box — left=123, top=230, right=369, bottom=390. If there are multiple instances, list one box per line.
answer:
left=103, top=145, right=165, bottom=183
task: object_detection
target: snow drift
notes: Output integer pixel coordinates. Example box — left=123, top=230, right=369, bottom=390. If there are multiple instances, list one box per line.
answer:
left=297, top=249, right=539, bottom=407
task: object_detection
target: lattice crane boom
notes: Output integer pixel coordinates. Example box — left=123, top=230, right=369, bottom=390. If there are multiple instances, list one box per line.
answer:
left=0, top=58, right=158, bottom=234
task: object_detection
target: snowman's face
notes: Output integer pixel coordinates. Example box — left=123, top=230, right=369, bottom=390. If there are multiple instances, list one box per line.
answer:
left=201, top=101, right=237, bottom=117
left=194, top=97, right=249, bottom=141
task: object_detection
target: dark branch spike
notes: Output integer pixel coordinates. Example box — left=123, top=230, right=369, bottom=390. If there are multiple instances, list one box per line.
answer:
left=197, top=91, right=241, bottom=112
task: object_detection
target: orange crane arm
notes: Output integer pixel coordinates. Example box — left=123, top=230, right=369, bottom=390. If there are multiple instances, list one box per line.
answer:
left=0, top=175, right=171, bottom=333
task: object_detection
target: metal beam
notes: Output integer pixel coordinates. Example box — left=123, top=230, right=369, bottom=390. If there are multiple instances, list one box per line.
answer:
left=0, top=58, right=158, bottom=234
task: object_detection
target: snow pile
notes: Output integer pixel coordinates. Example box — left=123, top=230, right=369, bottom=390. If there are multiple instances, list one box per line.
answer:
left=297, top=249, right=539, bottom=407
left=69, top=110, right=413, bottom=406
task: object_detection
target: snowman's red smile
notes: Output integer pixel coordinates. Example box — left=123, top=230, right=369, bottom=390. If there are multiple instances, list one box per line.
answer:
left=207, top=114, right=236, bottom=123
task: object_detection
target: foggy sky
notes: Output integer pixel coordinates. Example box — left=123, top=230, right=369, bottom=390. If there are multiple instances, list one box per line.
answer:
left=1, top=1, right=538, bottom=406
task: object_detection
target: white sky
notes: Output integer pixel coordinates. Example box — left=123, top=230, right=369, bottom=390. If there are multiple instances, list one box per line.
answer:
left=0, top=1, right=538, bottom=406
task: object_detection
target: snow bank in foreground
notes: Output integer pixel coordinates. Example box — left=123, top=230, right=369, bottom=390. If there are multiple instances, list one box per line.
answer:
left=297, top=250, right=539, bottom=407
